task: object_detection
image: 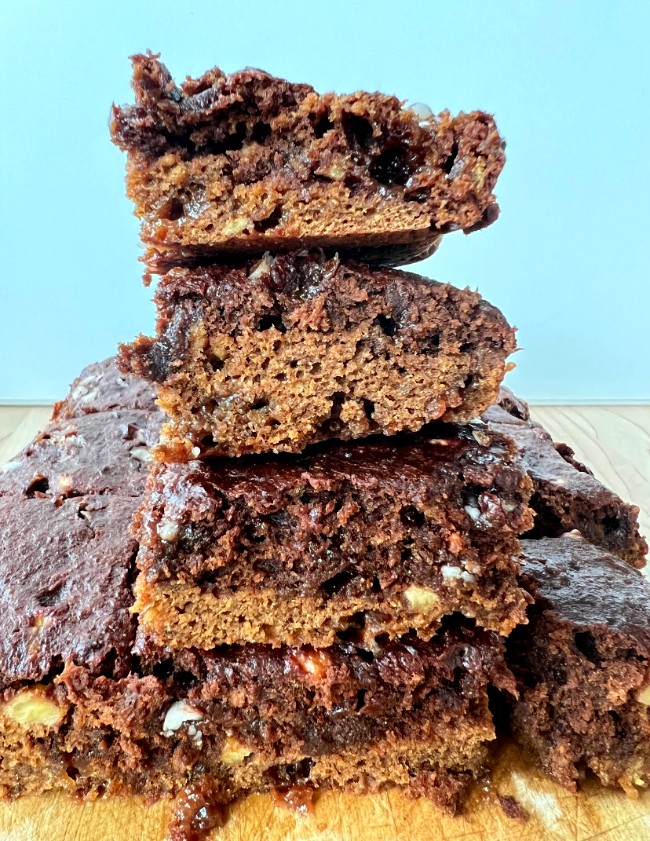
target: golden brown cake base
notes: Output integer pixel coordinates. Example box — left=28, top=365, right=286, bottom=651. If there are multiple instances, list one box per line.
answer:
left=133, top=578, right=529, bottom=651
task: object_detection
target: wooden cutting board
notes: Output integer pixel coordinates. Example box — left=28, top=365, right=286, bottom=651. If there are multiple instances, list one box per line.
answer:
left=0, top=406, right=648, bottom=840
left=0, top=743, right=648, bottom=840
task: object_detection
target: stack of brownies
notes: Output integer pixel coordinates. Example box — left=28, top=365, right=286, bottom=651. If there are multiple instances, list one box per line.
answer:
left=0, top=53, right=648, bottom=829
left=113, top=52, right=533, bottom=810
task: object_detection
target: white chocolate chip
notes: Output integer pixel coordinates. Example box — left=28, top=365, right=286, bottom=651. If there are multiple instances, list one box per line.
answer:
left=191, top=446, right=201, bottom=459
left=187, top=723, right=203, bottom=747
left=162, top=700, right=204, bottom=736
left=461, top=571, right=476, bottom=584
left=157, top=520, right=180, bottom=543
left=441, top=565, right=463, bottom=580
left=464, top=504, right=483, bottom=523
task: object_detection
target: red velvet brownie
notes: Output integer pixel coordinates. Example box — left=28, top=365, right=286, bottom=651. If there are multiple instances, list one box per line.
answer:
left=111, top=53, right=505, bottom=271
left=507, top=534, right=650, bottom=795
left=132, top=423, right=533, bottom=650
left=483, top=389, right=647, bottom=567
left=119, top=253, right=516, bottom=459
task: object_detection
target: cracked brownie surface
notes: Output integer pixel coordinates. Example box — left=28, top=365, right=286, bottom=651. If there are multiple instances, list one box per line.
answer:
left=483, top=389, right=647, bottom=566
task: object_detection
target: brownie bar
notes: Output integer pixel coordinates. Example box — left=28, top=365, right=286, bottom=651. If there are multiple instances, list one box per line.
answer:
left=0, top=621, right=512, bottom=815
left=483, top=389, right=648, bottom=567
left=52, top=357, right=157, bottom=420
left=111, top=53, right=505, bottom=271
left=132, top=423, right=533, bottom=649
left=119, top=253, right=516, bottom=459
left=0, top=355, right=514, bottom=818
left=507, top=534, right=650, bottom=794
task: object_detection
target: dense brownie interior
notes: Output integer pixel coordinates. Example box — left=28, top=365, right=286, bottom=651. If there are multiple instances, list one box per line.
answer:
left=507, top=534, right=650, bottom=793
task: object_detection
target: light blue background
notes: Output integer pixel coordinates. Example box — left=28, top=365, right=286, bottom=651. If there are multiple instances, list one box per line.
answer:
left=1, top=0, right=648, bottom=402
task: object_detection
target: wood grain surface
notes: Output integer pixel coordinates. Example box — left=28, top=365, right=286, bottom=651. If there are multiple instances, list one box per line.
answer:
left=0, top=404, right=648, bottom=840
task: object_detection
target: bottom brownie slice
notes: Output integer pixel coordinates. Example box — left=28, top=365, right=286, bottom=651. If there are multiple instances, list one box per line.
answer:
left=0, top=619, right=512, bottom=814
left=0, top=373, right=513, bottom=814
left=507, top=533, right=650, bottom=794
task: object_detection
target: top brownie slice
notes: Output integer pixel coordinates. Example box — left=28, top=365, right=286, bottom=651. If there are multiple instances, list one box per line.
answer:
left=111, top=53, right=505, bottom=271
left=483, top=389, right=648, bottom=567
left=120, top=253, right=515, bottom=459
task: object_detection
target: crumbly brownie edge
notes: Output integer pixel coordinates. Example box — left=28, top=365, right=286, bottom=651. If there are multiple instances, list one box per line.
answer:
left=507, top=535, right=650, bottom=794
left=483, top=400, right=648, bottom=567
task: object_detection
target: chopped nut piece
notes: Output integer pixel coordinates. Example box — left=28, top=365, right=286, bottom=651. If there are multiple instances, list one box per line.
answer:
left=130, top=446, right=152, bottom=462
left=162, top=700, right=204, bottom=735
left=636, top=685, right=650, bottom=706
left=221, top=217, right=250, bottom=236
left=3, top=687, right=65, bottom=729
left=291, top=649, right=331, bottom=680
left=158, top=520, right=180, bottom=543
left=404, top=585, right=440, bottom=613
left=221, top=736, right=253, bottom=765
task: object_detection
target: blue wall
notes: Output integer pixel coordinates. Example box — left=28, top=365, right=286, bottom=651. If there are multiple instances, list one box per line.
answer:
left=1, top=0, right=648, bottom=402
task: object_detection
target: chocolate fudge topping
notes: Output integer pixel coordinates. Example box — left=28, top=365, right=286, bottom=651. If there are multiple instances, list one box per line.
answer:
left=483, top=390, right=648, bottom=566
left=0, top=410, right=160, bottom=500
left=52, top=357, right=157, bottom=420
left=0, top=494, right=137, bottom=689
left=519, top=535, right=650, bottom=646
